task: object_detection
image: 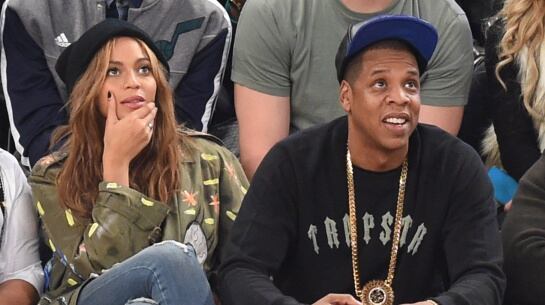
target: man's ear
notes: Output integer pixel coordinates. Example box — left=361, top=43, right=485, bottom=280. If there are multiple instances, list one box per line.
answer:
left=339, top=80, right=352, bottom=113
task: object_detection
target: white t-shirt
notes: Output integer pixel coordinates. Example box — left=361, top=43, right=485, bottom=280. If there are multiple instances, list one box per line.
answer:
left=0, top=149, right=43, bottom=293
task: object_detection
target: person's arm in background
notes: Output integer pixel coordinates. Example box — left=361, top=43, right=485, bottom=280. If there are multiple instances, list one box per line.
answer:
left=0, top=151, right=43, bottom=305
left=235, top=85, right=289, bottom=179
left=419, top=106, right=463, bottom=135
left=1, top=5, right=67, bottom=167
left=419, top=12, right=474, bottom=135
left=230, top=0, right=293, bottom=179
left=173, top=2, right=232, bottom=132
left=502, top=153, right=545, bottom=305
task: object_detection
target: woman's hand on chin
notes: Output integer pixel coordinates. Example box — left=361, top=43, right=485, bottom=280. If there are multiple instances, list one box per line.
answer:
left=102, top=91, right=157, bottom=185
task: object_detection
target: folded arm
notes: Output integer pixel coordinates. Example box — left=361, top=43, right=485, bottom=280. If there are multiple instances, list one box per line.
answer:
left=419, top=14, right=473, bottom=136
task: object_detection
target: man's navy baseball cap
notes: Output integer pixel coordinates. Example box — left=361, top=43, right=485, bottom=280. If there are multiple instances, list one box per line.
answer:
left=335, top=15, right=438, bottom=83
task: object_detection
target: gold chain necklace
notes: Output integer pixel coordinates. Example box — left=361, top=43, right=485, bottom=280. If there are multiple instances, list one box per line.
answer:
left=346, top=148, right=408, bottom=305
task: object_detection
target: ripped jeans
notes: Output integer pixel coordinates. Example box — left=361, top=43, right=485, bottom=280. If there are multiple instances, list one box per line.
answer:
left=77, top=241, right=215, bottom=305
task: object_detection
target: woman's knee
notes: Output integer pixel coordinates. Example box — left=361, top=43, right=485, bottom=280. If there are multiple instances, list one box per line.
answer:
left=133, top=241, right=213, bottom=304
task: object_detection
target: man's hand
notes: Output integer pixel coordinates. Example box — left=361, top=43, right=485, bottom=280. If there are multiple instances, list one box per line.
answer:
left=312, top=293, right=362, bottom=305
left=102, top=92, right=157, bottom=186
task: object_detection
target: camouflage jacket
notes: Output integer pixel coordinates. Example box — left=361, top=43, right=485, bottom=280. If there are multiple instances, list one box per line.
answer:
left=28, top=133, right=248, bottom=305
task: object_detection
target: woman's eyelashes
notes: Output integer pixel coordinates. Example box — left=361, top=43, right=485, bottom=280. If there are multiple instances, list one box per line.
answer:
left=138, top=65, right=151, bottom=75
left=106, top=65, right=152, bottom=77
left=107, top=66, right=120, bottom=76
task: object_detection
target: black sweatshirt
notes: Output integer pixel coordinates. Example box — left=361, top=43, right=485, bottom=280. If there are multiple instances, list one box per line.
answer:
left=484, top=20, right=541, bottom=181
left=218, top=117, right=505, bottom=305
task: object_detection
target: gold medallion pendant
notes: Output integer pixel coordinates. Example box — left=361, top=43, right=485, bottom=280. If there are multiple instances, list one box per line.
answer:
left=361, top=280, right=394, bottom=305
left=346, top=146, right=408, bottom=304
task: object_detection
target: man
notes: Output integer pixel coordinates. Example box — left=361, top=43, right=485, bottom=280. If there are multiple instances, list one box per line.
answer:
left=1, top=0, right=231, bottom=167
left=0, top=148, right=43, bottom=305
left=219, top=15, right=504, bottom=305
left=233, top=0, right=473, bottom=178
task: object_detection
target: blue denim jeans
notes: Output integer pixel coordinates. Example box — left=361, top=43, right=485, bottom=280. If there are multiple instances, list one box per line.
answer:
left=77, top=241, right=215, bottom=305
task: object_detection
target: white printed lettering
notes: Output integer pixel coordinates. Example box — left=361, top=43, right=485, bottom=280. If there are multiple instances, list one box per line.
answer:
left=308, top=225, right=319, bottom=254
left=407, top=223, right=427, bottom=255
left=324, top=217, right=340, bottom=249
left=362, top=213, right=375, bottom=244
left=379, top=212, right=394, bottom=245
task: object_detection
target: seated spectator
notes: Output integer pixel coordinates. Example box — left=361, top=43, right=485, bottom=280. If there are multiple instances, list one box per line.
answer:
left=481, top=0, right=545, bottom=181
left=28, top=19, right=247, bottom=305
left=219, top=15, right=505, bottom=305
left=502, top=152, right=545, bottom=305
left=0, top=148, right=43, bottom=305
left=1, top=0, right=231, bottom=167
left=233, top=0, right=474, bottom=179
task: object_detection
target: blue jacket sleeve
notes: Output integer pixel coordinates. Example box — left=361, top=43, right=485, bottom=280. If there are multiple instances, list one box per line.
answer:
left=1, top=7, right=67, bottom=167
left=173, top=28, right=229, bottom=132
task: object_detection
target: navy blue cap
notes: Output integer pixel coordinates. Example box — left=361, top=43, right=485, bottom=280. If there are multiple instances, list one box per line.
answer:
left=335, top=15, right=438, bottom=83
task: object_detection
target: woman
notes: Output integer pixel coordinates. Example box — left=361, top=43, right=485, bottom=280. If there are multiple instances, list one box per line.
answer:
left=482, top=0, right=545, bottom=181
left=481, top=0, right=545, bottom=302
left=28, top=19, right=248, bottom=305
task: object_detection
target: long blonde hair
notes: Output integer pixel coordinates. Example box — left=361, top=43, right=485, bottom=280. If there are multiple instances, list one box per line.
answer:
left=52, top=37, right=183, bottom=219
left=496, top=0, right=545, bottom=122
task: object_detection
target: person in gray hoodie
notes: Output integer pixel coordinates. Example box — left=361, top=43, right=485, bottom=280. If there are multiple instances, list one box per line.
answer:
left=1, top=0, right=231, bottom=168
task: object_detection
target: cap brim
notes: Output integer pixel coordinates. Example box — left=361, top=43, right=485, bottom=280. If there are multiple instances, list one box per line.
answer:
left=348, top=15, right=437, bottom=63
left=337, top=15, right=438, bottom=82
